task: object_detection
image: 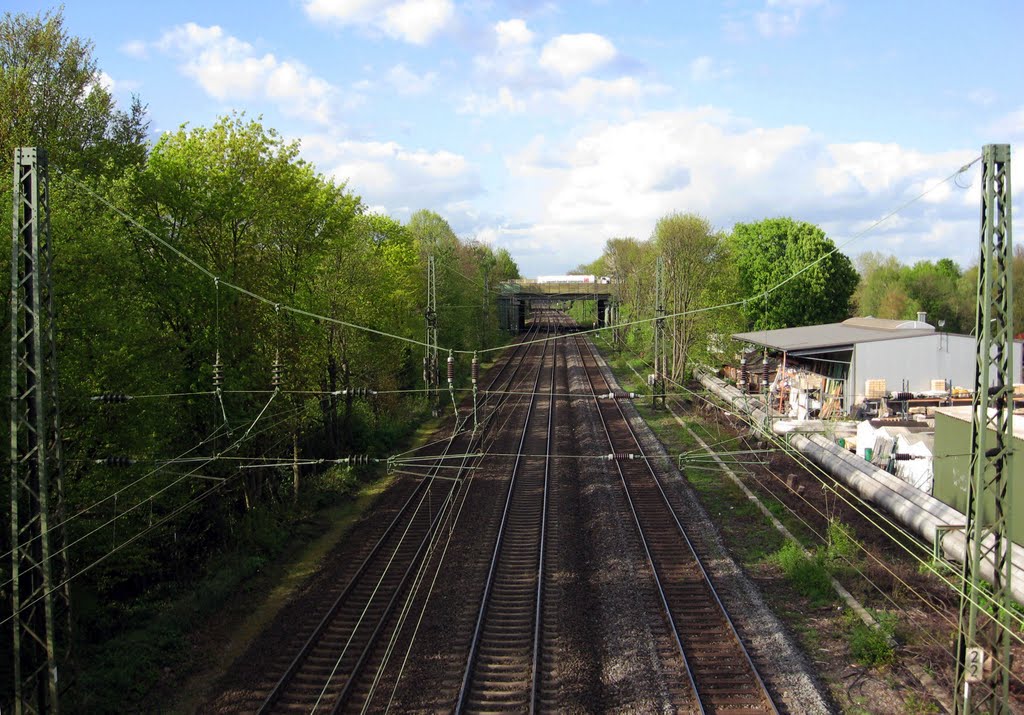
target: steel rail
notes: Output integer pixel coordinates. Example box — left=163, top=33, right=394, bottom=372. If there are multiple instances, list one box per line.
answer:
left=455, top=312, right=556, bottom=713
left=530, top=313, right=557, bottom=713
left=334, top=322, right=554, bottom=713
left=575, top=333, right=777, bottom=714
left=258, top=323, right=544, bottom=713
left=568, top=331, right=703, bottom=712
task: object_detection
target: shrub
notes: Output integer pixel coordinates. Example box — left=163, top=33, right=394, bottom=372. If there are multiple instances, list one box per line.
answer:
left=773, top=541, right=835, bottom=606
left=847, top=609, right=897, bottom=667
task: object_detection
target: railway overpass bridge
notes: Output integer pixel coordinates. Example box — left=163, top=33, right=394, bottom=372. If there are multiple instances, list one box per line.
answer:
left=498, top=278, right=617, bottom=332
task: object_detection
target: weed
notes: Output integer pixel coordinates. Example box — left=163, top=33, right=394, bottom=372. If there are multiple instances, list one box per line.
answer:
left=903, top=693, right=940, bottom=714
left=824, top=519, right=858, bottom=564
left=772, top=541, right=835, bottom=606
left=846, top=609, right=897, bottom=667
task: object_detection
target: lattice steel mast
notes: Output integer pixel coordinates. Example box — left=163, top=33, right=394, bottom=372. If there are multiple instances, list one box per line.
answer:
left=425, top=254, right=440, bottom=416
left=10, top=148, right=66, bottom=714
left=954, top=143, right=1015, bottom=714
left=652, top=255, right=667, bottom=409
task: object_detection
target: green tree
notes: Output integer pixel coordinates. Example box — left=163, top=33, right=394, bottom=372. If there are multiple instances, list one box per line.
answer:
left=855, top=253, right=969, bottom=332
left=730, top=217, right=858, bottom=330
left=654, top=212, right=738, bottom=380
left=0, top=7, right=149, bottom=173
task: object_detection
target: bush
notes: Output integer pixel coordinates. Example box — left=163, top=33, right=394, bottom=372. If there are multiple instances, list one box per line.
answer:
left=847, top=609, right=897, bottom=667
left=825, top=519, right=858, bottom=563
left=773, top=541, right=835, bottom=606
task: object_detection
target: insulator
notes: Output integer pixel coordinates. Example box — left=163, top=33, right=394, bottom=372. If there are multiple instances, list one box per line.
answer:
left=342, top=387, right=376, bottom=398
left=471, top=355, right=479, bottom=385
left=272, top=351, right=284, bottom=388
left=97, top=456, right=135, bottom=467
left=92, top=393, right=131, bottom=403
left=892, top=391, right=913, bottom=402
left=447, top=354, right=455, bottom=385
left=893, top=453, right=920, bottom=461
left=423, top=357, right=429, bottom=384
left=213, top=352, right=224, bottom=388
left=340, top=454, right=372, bottom=466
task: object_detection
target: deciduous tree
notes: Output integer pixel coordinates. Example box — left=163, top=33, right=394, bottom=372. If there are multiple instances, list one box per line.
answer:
left=730, top=217, right=858, bottom=330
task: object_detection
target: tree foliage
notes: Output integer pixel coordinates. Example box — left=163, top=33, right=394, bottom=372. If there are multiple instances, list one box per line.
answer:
left=579, top=215, right=738, bottom=381
left=1, top=32, right=519, bottom=699
left=0, top=8, right=149, bottom=174
left=730, top=217, right=858, bottom=330
left=855, top=248, right=1024, bottom=335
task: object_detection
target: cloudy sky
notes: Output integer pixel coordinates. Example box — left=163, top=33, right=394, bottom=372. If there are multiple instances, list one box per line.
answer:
left=21, top=0, right=1024, bottom=276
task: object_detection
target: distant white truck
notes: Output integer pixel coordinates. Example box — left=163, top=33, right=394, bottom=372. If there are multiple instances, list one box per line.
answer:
left=536, top=275, right=611, bottom=284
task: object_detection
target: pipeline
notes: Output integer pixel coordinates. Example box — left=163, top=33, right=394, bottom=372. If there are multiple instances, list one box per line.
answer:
left=698, top=370, right=1024, bottom=607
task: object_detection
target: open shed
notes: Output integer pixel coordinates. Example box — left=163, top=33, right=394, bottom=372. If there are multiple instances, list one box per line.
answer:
left=734, top=316, right=1023, bottom=414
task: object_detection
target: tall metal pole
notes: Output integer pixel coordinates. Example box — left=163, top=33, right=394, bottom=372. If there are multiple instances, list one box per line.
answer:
left=954, top=144, right=1014, bottom=715
left=425, top=254, right=439, bottom=417
left=653, top=255, right=666, bottom=410
left=10, top=147, right=64, bottom=714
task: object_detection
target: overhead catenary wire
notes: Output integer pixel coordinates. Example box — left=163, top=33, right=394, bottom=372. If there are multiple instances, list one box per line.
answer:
left=0, top=391, right=305, bottom=628
left=58, top=169, right=445, bottom=354
left=602, top=333, right=1024, bottom=689
left=57, top=155, right=980, bottom=360
left=0, top=396, right=305, bottom=596
left=608, top=335, right=1024, bottom=637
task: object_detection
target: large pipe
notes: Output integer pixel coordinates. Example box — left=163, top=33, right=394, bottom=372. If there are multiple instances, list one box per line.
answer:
left=698, top=370, right=1024, bottom=606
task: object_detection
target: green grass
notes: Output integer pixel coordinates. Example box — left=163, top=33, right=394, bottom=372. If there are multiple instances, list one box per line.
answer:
left=846, top=609, right=897, bottom=667
left=772, top=541, right=835, bottom=606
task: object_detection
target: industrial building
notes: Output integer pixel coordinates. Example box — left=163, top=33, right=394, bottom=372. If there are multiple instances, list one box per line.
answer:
left=733, top=314, right=1024, bottom=415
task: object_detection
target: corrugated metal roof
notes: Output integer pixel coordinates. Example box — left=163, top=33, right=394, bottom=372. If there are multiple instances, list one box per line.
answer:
left=734, top=317, right=935, bottom=352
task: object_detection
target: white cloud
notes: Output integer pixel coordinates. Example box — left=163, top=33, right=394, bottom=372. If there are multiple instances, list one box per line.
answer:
left=303, top=0, right=454, bottom=45
left=550, top=76, right=667, bottom=110
left=155, top=23, right=336, bottom=124
left=382, top=0, right=454, bottom=44
left=538, top=33, right=617, bottom=79
left=474, top=18, right=537, bottom=82
left=458, top=76, right=667, bottom=118
left=304, top=0, right=384, bottom=23
left=120, top=40, right=148, bottom=59
left=301, top=134, right=481, bottom=208
left=967, top=88, right=996, bottom=106
left=987, top=107, right=1024, bottom=139
left=495, top=18, right=533, bottom=48
left=496, top=106, right=981, bottom=275
left=689, top=55, right=732, bottom=82
left=458, top=87, right=527, bottom=116
left=753, top=0, right=827, bottom=38
left=387, top=63, right=437, bottom=95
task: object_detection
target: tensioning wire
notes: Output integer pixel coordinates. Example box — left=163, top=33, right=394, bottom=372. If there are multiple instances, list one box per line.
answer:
left=645, top=353, right=1024, bottom=634
left=611, top=338, right=1024, bottom=646
left=58, top=170, right=448, bottom=354
left=474, top=155, right=982, bottom=357
left=0, top=389, right=292, bottom=612
left=0, top=421, right=230, bottom=565
left=57, top=154, right=979, bottom=360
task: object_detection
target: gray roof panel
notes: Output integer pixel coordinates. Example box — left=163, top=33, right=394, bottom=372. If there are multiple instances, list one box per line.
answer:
left=733, top=321, right=936, bottom=351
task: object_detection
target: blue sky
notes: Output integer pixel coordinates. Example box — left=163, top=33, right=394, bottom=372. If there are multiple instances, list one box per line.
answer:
left=16, top=0, right=1024, bottom=276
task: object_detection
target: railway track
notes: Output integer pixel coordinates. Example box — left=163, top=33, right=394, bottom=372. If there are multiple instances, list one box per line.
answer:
left=456, top=310, right=562, bottom=713
left=572, top=332, right=778, bottom=714
left=256, top=322, right=549, bottom=713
